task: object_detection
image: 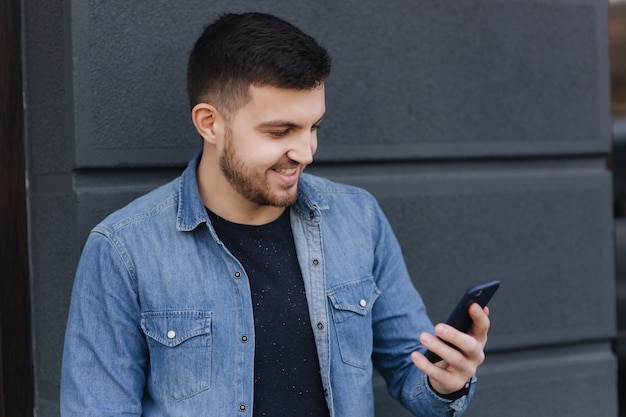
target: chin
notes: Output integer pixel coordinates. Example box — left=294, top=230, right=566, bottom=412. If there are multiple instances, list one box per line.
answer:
left=267, top=189, right=299, bottom=208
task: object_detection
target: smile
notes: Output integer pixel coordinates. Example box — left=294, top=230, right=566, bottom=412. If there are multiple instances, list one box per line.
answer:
left=274, top=167, right=298, bottom=176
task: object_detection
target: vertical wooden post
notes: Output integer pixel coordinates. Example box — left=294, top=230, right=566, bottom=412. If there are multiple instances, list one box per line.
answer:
left=0, top=0, right=34, bottom=415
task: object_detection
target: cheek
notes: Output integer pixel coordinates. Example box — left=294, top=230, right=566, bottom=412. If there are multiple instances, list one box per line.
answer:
left=226, top=130, right=269, bottom=164
left=239, top=141, right=285, bottom=169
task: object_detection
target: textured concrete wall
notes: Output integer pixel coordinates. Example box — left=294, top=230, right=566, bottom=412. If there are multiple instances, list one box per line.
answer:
left=23, top=0, right=615, bottom=416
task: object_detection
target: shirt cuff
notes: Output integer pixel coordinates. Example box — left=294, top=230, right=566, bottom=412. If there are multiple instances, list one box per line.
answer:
left=427, top=376, right=472, bottom=401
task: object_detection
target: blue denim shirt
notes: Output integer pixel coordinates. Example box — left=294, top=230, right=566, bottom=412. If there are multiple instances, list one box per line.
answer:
left=61, top=153, right=474, bottom=416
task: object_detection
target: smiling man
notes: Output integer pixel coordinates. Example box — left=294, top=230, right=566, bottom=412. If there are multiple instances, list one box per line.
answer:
left=195, top=85, right=325, bottom=224
left=61, top=12, right=490, bottom=417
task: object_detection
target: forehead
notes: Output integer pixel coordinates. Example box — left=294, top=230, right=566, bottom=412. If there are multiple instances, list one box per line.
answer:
left=233, top=84, right=326, bottom=125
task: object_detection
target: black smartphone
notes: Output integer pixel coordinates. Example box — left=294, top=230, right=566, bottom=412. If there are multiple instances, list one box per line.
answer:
left=424, top=279, right=500, bottom=363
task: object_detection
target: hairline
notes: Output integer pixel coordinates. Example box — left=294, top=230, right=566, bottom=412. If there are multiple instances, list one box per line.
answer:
left=200, top=80, right=327, bottom=122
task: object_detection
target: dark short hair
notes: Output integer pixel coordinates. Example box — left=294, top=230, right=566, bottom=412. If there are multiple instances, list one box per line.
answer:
left=187, top=12, right=332, bottom=119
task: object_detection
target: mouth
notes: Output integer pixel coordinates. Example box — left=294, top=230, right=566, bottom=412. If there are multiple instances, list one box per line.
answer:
left=274, top=167, right=298, bottom=176
left=271, top=165, right=302, bottom=187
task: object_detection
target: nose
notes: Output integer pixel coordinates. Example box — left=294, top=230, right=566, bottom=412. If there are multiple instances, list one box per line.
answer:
left=287, top=130, right=317, bottom=166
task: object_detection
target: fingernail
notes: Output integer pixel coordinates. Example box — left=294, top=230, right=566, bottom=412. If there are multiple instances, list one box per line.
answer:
left=421, top=333, right=433, bottom=343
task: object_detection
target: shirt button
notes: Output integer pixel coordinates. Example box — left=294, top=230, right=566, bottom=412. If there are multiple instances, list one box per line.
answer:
left=312, top=259, right=320, bottom=266
left=167, top=330, right=176, bottom=339
left=309, top=211, right=315, bottom=219
left=239, top=404, right=247, bottom=411
left=234, top=271, right=241, bottom=278
left=316, top=322, right=324, bottom=330
left=241, top=335, right=248, bottom=343
left=359, top=299, right=367, bottom=308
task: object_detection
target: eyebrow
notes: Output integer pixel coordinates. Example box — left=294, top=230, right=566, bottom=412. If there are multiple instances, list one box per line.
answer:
left=256, top=112, right=326, bottom=129
left=257, top=121, right=300, bottom=129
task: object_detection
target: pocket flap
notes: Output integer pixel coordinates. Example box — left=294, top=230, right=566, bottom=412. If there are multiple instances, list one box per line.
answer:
left=328, top=277, right=380, bottom=316
left=141, top=310, right=211, bottom=348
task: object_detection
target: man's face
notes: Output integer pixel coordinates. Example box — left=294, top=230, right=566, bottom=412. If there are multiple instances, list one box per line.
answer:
left=218, top=84, right=325, bottom=208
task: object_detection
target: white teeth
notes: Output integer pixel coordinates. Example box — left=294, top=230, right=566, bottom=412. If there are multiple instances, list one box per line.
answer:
left=276, top=168, right=297, bottom=175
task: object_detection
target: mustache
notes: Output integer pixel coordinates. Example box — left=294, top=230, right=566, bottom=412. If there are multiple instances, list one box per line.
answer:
left=271, top=159, right=301, bottom=170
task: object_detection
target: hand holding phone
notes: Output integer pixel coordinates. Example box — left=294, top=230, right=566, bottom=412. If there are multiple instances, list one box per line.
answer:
left=424, top=279, right=500, bottom=363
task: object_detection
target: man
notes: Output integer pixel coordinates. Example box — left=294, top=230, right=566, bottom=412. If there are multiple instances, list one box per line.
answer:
left=61, top=12, right=490, bottom=417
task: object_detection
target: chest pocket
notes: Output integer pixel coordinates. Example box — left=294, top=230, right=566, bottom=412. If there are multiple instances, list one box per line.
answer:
left=141, top=310, right=212, bottom=400
left=328, top=277, right=381, bottom=369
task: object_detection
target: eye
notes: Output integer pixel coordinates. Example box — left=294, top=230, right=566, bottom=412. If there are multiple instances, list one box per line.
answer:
left=269, top=129, right=290, bottom=138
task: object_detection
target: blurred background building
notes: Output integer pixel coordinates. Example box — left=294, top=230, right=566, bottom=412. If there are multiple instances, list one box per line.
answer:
left=611, top=1, right=626, bottom=416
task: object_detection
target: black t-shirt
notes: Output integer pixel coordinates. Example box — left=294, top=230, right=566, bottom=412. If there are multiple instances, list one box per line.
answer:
left=208, top=208, right=330, bottom=417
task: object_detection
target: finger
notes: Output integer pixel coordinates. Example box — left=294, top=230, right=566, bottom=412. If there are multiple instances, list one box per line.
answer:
left=468, top=303, right=490, bottom=341
left=410, top=350, right=473, bottom=394
left=433, top=324, right=484, bottom=366
left=420, top=330, right=467, bottom=368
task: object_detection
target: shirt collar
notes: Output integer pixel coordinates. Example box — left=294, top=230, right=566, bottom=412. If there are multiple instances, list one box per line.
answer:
left=292, top=174, right=329, bottom=223
left=176, top=151, right=210, bottom=232
left=176, top=151, right=329, bottom=231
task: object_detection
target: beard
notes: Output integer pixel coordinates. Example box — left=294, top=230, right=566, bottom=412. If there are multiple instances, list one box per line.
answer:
left=219, top=128, right=300, bottom=208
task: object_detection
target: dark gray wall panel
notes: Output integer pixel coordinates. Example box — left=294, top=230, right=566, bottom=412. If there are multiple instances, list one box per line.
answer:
left=71, top=0, right=204, bottom=167
left=310, top=159, right=615, bottom=351
left=27, top=191, right=78, bottom=417
left=23, top=0, right=615, bottom=415
left=22, top=1, right=78, bottom=415
left=373, top=343, right=617, bottom=417
left=466, top=343, right=617, bottom=417
left=71, top=0, right=610, bottom=167
left=73, top=169, right=180, bottom=245
left=320, top=0, right=611, bottom=161
left=23, top=0, right=74, bottom=176
left=74, top=160, right=615, bottom=354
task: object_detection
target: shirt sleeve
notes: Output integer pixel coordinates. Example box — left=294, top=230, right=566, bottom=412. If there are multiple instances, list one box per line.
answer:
left=60, top=230, right=146, bottom=416
left=367, top=197, right=474, bottom=417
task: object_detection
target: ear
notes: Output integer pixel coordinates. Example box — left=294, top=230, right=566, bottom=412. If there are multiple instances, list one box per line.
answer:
left=191, top=103, right=224, bottom=145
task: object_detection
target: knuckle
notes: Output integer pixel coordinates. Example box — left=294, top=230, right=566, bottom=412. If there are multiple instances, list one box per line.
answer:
left=472, top=341, right=486, bottom=365
left=476, top=349, right=486, bottom=365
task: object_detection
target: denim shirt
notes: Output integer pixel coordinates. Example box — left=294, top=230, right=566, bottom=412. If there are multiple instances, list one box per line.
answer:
left=61, top=153, right=474, bottom=417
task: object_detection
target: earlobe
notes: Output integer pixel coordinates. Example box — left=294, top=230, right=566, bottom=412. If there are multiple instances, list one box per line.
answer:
left=192, top=103, right=221, bottom=145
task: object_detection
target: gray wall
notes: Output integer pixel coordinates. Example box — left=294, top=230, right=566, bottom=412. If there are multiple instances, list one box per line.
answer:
left=23, top=0, right=615, bottom=416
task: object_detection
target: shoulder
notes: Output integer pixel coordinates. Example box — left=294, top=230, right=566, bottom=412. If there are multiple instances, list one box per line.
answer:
left=300, top=172, right=374, bottom=199
left=92, top=176, right=180, bottom=236
left=298, top=172, right=382, bottom=220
